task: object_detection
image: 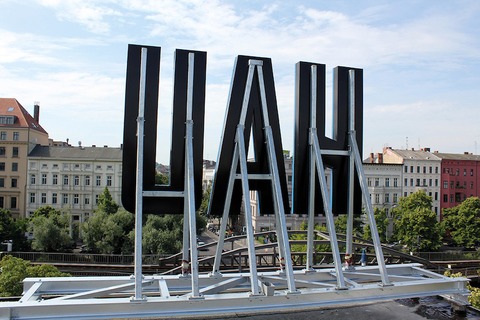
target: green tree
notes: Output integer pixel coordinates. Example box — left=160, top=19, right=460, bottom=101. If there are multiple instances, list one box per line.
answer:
left=335, top=215, right=363, bottom=237
left=30, top=212, right=73, bottom=252
left=0, top=209, right=30, bottom=251
left=442, top=197, right=480, bottom=248
left=142, top=215, right=183, bottom=254
left=82, top=209, right=134, bottom=254
left=97, top=187, right=119, bottom=214
left=0, top=255, right=69, bottom=297
left=31, top=206, right=59, bottom=218
left=363, top=208, right=389, bottom=243
left=392, top=191, right=442, bottom=252
left=155, top=172, right=169, bottom=185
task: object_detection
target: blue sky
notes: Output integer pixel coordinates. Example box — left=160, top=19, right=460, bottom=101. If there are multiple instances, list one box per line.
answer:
left=1, top=0, right=479, bottom=163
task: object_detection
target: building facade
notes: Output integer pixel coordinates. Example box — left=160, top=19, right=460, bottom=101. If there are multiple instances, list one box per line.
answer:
left=433, top=152, right=480, bottom=216
left=0, top=99, right=49, bottom=218
left=382, top=147, right=441, bottom=219
left=26, top=145, right=122, bottom=226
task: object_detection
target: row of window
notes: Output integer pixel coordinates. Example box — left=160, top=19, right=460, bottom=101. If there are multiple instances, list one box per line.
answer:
left=0, top=162, right=18, bottom=171
left=0, top=131, right=20, bottom=141
left=367, top=177, right=399, bottom=187
left=404, top=165, right=439, bottom=174
left=371, top=193, right=399, bottom=204
left=30, top=162, right=114, bottom=171
left=0, top=146, right=19, bottom=157
left=0, top=196, right=17, bottom=209
left=443, top=168, right=475, bottom=176
left=442, top=193, right=471, bottom=203
left=29, top=192, right=101, bottom=205
left=0, top=177, right=18, bottom=188
left=30, top=174, right=113, bottom=187
left=404, top=178, right=439, bottom=187
left=443, top=180, right=475, bottom=189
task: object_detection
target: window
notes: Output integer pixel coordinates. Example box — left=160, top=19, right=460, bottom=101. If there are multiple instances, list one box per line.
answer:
left=52, top=193, right=57, bottom=204
left=393, top=193, right=398, bottom=203
left=435, top=167, right=438, bottom=174
left=385, top=178, right=390, bottom=187
left=0, top=147, right=5, bottom=156
left=416, top=179, right=420, bottom=186
left=95, top=194, right=99, bottom=204
left=450, top=194, right=454, bottom=203
left=12, top=132, right=19, bottom=141
left=30, top=174, right=36, bottom=185
left=404, top=192, right=408, bottom=197
left=429, top=179, right=432, bottom=186
left=374, top=194, right=380, bottom=204
left=96, top=165, right=102, bottom=170
left=41, top=173, right=47, bottom=185
left=0, top=132, right=6, bottom=140
left=12, top=147, right=18, bottom=157
left=106, top=175, right=112, bottom=186
left=107, top=165, right=113, bottom=170
left=367, top=178, right=372, bottom=187
left=0, top=163, right=4, bottom=171
left=74, top=194, right=79, bottom=204
left=0, top=178, right=4, bottom=187
left=85, top=164, right=91, bottom=169
left=464, top=169, right=467, bottom=176
left=404, top=166, right=408, bottom=173
left=30, top=193, right=36, bottom=203
left=85, top=196, right=90, bottom=205
left=443, top=194, right=448, bottom=202
left=52, top=174, right=58, bottom=185
left=41, top=193, right=47, bottom=204
left=96, top=175, right=101, bottom=186
left=471, top=182, right=474, bottom=189
left=11, top=178, right=17, bottom=188
left=417, top=166, right=420, bottom=173
left=374, top=178, right=379, bottom=187
left=10, top=197, right=16, bottom=209
left=450, top=181, right=454, bottom=189
left=410, top=178, right=413, bottom=186
left=53, top=164, right=59, bottom=169
left=85, top=175, right=91, bottom=186
left=410, top=166, right=414, bottom=173
left=423, top=166, right=426, bottom=173
left=74, top=164, right=80, bottom=169
left=63, top=175, right=69, bottom=185
left=0, top=197, right=3, bottom=208
left=62, top=194, right=68, bottom=204
left=429, top=166, right=432, bottom=174
left=74, top=175, right=79, bottom=186
left=385, top=193, right=390, bottom=203
left=422, top=179, right=426, bottom=186
left=404, top=178, right=408, bottom=187
left=443, top=181, right=448, bottom=189
left=471, top=169, right=474, bottom=176
left=41, top=164, right=47, bottom=169
left=11, top=163, right=17, bottom=171
left=435, top=179, right=438, bottom=187
left=435, top=192, right=438, bottom=201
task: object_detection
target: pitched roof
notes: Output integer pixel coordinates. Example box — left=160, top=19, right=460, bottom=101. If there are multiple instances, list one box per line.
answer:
left=388, top=149, right=441, bottom=161
left=433, top=152, right=480, bottom=161
left=0, top=98, right=48, bottom=134
left=29, top=145, right=122, bottom=160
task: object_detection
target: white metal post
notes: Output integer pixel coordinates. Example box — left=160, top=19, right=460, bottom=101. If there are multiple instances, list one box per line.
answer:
left=132, top=47, right=148, bottom=302
left=346, top=70, right=355, bottom=263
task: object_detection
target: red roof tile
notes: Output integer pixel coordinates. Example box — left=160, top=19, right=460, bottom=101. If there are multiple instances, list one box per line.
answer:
left=0, top=98, right=48, bottom=134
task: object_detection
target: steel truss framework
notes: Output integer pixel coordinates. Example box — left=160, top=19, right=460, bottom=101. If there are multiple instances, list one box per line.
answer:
left=0, top=48, right=470, bottom=319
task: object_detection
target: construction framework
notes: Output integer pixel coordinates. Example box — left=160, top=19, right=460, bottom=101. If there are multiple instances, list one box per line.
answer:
left=0, top=47, right=470, bottom=319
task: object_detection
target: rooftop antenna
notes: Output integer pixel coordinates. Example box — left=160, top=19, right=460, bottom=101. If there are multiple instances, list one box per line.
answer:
left=406, top=136, right=408, bottom=150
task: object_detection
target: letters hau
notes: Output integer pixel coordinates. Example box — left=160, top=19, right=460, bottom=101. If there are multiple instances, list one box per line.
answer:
left=122, top=45, right=206, bottom=214
left=121, top=45, right=363, bottom=218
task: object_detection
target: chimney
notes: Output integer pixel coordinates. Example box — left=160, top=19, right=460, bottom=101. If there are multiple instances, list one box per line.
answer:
left=33, top=101, right=40, bottom=123
left=377, top=153, right=383, bottom=164
left=424, top=147, right=431, bottom=152
left=370, top=153, right=374, bottom=163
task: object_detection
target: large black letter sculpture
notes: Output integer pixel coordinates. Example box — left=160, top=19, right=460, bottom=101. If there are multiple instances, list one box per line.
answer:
left=122, top=45, right=206, bottom=214
left=293, top=63, right=363, bottom=216
left=209, top=56, right=289, bottom=217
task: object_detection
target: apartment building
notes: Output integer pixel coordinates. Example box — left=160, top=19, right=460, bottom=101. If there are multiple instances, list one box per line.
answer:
left=433, top=152, right=480, bottom=215
left=0, top=99, right=49, bottom=218
left=26, top=145, right=122, bottom=226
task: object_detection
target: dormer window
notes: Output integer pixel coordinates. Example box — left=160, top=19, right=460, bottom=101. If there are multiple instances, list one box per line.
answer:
left=0, top=116, right=16, bottom=124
